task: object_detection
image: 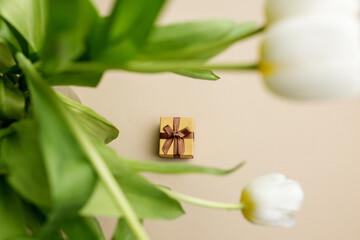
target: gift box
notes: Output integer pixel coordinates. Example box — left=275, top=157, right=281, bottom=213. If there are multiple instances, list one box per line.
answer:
left=159, top=117, right=194, bottom=158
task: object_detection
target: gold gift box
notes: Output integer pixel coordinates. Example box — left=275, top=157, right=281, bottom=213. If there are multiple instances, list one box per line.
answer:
left=159, top=117, right=194, bottom=159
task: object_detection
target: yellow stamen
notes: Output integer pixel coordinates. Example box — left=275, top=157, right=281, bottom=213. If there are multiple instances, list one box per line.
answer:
left=259, top=62, right=274, bottom=76
left=240, top=190, right=256, bottom=222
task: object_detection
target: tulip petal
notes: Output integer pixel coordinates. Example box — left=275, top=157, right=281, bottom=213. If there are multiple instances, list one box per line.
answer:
left=266, top=0, right=359, bottom=23
left=265, top=59, right=360, bottom=99
left=241, top=173, right=304, bottom=227
left=245, top=173, right=285, bottom=188
left=262, top=15, right=360, bottom=99
left=262, top=15, right=360, bottom=65
left=271, top=213, right=296, bottom=227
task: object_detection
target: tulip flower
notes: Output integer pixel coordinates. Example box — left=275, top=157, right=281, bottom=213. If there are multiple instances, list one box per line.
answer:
left=261, top=15, right=360, bottom=99
left=266, top=0, right=359, bottom=23
left=240, top=173, right=304, bottom=227
left=159, top=172, right=304, bottom=227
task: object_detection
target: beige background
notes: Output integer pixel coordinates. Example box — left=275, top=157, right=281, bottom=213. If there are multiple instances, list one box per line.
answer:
left=75, top=0, right=360, bottom=239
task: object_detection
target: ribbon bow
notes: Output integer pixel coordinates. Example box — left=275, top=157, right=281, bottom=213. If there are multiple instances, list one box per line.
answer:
left=160, top=117, right=194, bottom=157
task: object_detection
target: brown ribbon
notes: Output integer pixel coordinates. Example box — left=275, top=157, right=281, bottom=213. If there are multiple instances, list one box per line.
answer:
left=160, top=117, right=194, bottom=157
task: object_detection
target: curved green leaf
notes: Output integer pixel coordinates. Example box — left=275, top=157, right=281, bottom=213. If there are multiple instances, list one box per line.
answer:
left=139, top=20, right=256, bottom=60
left=62, top=217, right=106, bottom=240
left=0, top=20, right=23, bottom=55
left=17, top=53, right=97, bottom=221
left=1, top=120, right=51, bottom=207
left=46, top=71, right=104, bottom=87
left=41, top=0, right=99, bottom=72
left=0, top=0, right=46, bottom=51
left=0, top=177, right=28, bottom=239
left=0, top=40, right=16, bottom=70
left=123, top=160, right=245, bottom=175
left=172, top=69, right=219, bottom=80
left=17, top=53, right=156, bottom=238
left=57, top=92, right=119, bottom=144
left=81, top=141, right=185, bottom=220
left=89, top=0, right=166, bottom=63
left=112, top=218, right=137, bottom=240
left=140, top=19, right=235, bottom=59
left=0, top=76, right=25, bottom=121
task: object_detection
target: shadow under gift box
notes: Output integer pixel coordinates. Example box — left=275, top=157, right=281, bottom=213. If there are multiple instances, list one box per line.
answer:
left=159, top=117, right=194, bottom=159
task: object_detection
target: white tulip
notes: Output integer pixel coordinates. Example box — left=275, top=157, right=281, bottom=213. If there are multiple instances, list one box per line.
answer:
left=240, top=173, right=304, bottom=227
left=261, top=15, right=360, bottom=99
left=266, top=0, right=359, bottom=23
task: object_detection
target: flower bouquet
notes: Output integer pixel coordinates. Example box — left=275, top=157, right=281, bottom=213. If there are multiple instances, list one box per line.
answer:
left=0, top=0, right=358, bottom=239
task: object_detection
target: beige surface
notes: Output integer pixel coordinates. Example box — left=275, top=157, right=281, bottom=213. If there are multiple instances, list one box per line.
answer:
left=77, top=0, right=360, bottom=239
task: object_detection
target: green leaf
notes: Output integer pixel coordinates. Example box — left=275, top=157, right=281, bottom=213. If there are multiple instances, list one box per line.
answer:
left=0, top=120, right=51, bottom=207
left=138, top=20, right=257, bottom=60
left=0, top=0, right=46, bottom=51
left=0, top=20, right=23, bottom=55
left=0, top=40, right=16, bottom=70
left=112, top=218, right=137, bottom=240
left=62, top=217, right=106, bottom=240
left=0, top=75, right=25, bottom=121
left=46, top=71, right=104, bottom=87
left=123, top=159, right=245, bottom=175
left=140, top=19, right=234, bottom=59
left=57, top=92, right=119, bottom=144
left=16, top=53, right=97, bottom=219
left=0, top=177, right=28, bottom=239
left=1, top=19, right=30, bottom=58
left=0, top=181, right=60, bottom=240
left=66, top=59, right=258, bottom=74
left=81, top=142, right=185, bottom=220
left=89, top=0, right=166, bottom=63
left=173, top=69, right=219, bottom=80
left=41, top=0, right=99, bottom=72
left=2, top=122, right=105, bottom=239
left=22, top=203, right=48, bottom=237
left=17, top=53, right=148, bottom=239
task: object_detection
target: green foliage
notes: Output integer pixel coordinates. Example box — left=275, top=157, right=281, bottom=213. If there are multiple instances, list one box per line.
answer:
left=112, top=218, right=138, bottom=240
left=0, top=0, right=259, bottom=239
left=173, top=69, right=220, bottom=80
left=57, top=92, right=119, bottom=144
left=1, top=120, right=51, bottom=207
left=61, top=217, right=106, bottom=240
left=47, top=71, right=104, bottom=87
left=0, top=20, right=23, bottom=57
left=17, top=53, right=97, bottom=217
left=0, top=76, right=25, bottom=120
left=124, top=159, right=245, bottom=175
left=0, top=40, right=15, bottom=70
left=139, top=20, right=256, bottom=60
left=81, top=141, right=184, bottom=219
left=0, top=177, right=28, bottom=239
left=89, top=0, right=166, bottom=63
left=0, top=0, right=46, bottom=51
left=40, top=0, right=98, bottom=72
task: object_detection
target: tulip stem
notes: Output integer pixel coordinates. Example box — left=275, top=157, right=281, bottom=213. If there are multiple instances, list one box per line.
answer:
left=158, top=186, right=244, bottom=210
left=123, top=62, right=259, bottom=72
left=65, top=61, right=259, bottom=73
left=248, top=25, right=266, bottom=37
left=205, top=63, right=259, bottom=71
